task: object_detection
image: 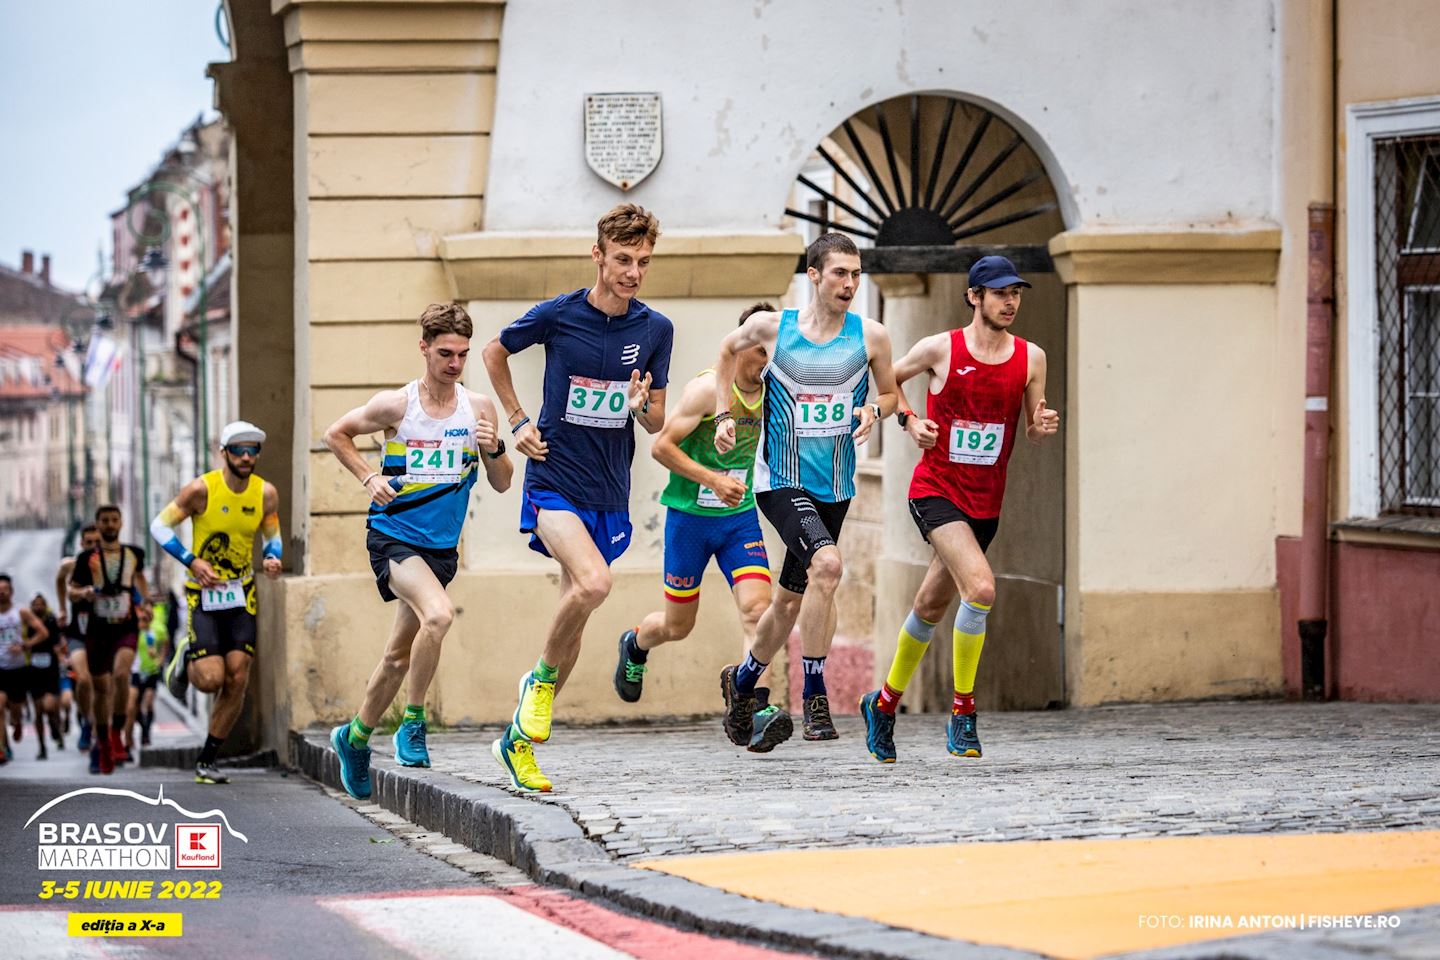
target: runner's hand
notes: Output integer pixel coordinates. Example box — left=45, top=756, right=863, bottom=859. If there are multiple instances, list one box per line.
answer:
left=852, top=405, right=877, bottom=445
left=188, top=557, right=220, bottom=589
left=908, top=417, right=940, bottom=449
left=1031, top=399, right=1060, bottom=438
left=262, top=557, right=282, bottom=580
left=627, top=369, right=652, bottom=414
left=709, top=473, right=747, bottom=508
left=56, top=613, right=68, bottom=630
left=475, top=415, right=499, bottom=455
left=714, top=417, right=736, bottom=454
left=515, top=421, right=548, bottom=461
left=364, top=474, right=397, bottom=508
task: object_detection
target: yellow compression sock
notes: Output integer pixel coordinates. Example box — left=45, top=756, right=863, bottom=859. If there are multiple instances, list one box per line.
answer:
left=885, top=610, right=938, bottom=694
left=953, top=600, right=991, bottom=695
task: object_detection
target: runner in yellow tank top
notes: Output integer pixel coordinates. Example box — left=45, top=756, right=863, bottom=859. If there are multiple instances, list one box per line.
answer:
left=150, top=420, right=284, bottom=784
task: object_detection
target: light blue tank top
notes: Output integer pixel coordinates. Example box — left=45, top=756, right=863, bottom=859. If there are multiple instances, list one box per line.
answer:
left=754, top=309, right=869, bottom=502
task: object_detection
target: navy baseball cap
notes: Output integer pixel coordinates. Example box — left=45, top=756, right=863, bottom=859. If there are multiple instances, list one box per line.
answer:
left=968, top=255, right=1031, bottom=289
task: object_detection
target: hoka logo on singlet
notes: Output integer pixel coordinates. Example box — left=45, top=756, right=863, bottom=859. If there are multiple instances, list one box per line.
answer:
left=444, top=428, right=469, bottom=437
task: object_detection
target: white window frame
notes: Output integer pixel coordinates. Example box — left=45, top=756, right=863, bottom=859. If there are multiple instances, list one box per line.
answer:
left=1345, top=95, right=1440, bottom=518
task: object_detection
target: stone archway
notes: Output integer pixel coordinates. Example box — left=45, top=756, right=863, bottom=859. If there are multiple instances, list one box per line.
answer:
left=786, top=93, right=1069, bottom=711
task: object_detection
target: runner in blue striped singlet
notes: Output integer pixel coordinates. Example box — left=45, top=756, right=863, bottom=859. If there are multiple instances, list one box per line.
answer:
left=712, top=233, right=901, bottom=749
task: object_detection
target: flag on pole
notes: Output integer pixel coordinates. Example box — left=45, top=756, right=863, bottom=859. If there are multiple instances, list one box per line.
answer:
left=84, top=333, right=118, bottom=388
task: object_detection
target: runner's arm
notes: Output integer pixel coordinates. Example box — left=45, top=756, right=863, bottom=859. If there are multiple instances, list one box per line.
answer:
left=652, top=375, right=729, bottom=489
left=713, top=312, right=778, bottom=452
left=470, top=391, right=514, bottom=493
left=1023, top=344, right=1059, bottom=442
left=68, top=553, right=94, bottom=603
left=150, top=478, right=208, bottom=567
left=891, top=334, right=944, bottom=447
left=133, top=560, right=150, bottom=613
left=54, top=559, right=72, bottom=625
left=260, top=482, right=283, bottom=578
left=854, top=319, right=901, bottom=444
left=481, top=337, right=548, bottom=460
left=323, top=388, right=409, bottom=506
left=20, top=608, right=48, bottom=647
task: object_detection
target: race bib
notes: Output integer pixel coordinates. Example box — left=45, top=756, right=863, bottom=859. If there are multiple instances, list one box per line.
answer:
left=698, top=469, right=749, bottom=509
left=795, top=393, right=853, bottom=438
left=949, top=420, right=1005, bottom=465
left=93, top=593, right=131, bottom=620
left=564, top=376, right=631, bottom=429
left=201, top=580, right=247, bottom=612
left=30, top=651, right=53, bottom=669
left=76, top=613, right=89, bottom=635
left=403, top=435, right=466, bottom=484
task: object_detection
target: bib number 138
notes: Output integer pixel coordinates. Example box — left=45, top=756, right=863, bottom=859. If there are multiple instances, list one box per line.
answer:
left=949, top=420, right=1004, bottom=465
left=795, top=394, right=852, bottom=438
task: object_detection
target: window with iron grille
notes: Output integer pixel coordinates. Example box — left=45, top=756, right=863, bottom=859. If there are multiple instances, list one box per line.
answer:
left=1375, top=135, right=1440, bottom=514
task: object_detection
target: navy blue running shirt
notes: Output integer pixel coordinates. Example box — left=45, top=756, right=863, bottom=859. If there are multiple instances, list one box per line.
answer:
left=500, top=289, right=673, bottom=511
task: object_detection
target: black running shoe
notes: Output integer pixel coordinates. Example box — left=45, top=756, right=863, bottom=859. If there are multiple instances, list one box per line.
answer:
left=613, top=630, right=647, bottom=703
left=803, top=694, right=838, bottom=741
left=719, top=665, right=756, bottom=746
left=747, top=705, right=794, bottom=753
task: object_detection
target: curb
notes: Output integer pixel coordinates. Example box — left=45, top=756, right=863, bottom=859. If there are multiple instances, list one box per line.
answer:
left=139, top=747, right=279, bottom=770
left=291, top=728, right=1037, bottom=960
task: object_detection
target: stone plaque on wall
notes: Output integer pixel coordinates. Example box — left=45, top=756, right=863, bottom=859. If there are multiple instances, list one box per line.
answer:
left=584, top=93, right=662, bottom=191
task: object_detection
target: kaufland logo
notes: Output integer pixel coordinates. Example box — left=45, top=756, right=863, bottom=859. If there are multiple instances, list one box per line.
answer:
left=175, top=823, right=221, bottom=869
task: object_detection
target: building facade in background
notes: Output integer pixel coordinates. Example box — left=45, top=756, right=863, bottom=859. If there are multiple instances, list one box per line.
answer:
left=202, top=0, right=1438, bottom=753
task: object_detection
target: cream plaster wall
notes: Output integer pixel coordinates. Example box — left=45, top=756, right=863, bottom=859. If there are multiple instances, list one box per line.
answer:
left=486, top=0, right=1277, bottom=233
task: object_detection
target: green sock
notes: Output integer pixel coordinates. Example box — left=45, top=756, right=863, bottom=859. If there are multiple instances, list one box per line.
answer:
left=533, top=657, right=558, bottom=683
left=402, top=703, right=425, bottom=724
left=347, top=715, right=373, bottom=749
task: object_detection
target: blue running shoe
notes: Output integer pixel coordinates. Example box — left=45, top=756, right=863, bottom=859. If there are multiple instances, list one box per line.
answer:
left=331, top=724, right=373, bottom=799
left=77, top=719, right=92, bottom=751
left=947, top=711, right=982, bottom=758
left=859, top=690, right=897, bottom=763
left=393, top=719, right=431, bottom=768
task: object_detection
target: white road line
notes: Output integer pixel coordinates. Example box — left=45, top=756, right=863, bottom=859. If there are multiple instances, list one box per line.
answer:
left=0, top=912, right=142, bottom=959
left=319, top=894, right=633, bottom=960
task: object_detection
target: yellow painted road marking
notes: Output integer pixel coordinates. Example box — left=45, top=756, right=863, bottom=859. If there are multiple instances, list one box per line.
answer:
left=637, top=831, right=1440, bottom=959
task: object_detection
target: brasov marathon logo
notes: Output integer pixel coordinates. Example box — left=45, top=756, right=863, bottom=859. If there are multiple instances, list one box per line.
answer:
left=25, top=785, right=248, bottom=870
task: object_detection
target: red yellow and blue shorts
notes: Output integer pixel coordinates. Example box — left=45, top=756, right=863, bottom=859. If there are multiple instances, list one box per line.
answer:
left=662, top=506, right=771, bottom=604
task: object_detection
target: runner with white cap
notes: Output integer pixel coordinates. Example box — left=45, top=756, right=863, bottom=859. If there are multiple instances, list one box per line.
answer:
left=152, top=419, right=284, bottom=784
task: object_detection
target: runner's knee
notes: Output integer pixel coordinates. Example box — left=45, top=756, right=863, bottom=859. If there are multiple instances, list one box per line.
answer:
left=420, top=601, right=454, bottom=635
left=965, top=577, right=996, bottom=609
left=738, top=595, right=769, bottom=630
left=571, top=568, right=612, bottom=610
left=807, top=551, right=843, bottom=592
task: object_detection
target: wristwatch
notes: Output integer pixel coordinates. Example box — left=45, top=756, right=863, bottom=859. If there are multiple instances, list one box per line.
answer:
left=485, top=439, right=507, bottom=459
left=896, top=410, right=912, bottom=428
left=869, top=402, right=882, bottom=421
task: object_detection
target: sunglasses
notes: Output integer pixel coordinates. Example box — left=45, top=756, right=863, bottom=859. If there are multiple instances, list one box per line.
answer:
left=225, top=444, right=262, bottom=457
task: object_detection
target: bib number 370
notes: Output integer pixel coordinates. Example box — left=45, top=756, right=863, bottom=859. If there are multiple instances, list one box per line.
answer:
left=949, top=420, right=1004, bottom=465
left=565, top=377, right=630, bottom=429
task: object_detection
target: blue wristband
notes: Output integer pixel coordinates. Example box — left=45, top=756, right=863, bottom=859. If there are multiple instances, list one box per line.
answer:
left=510, top=416, right=530, bottom=436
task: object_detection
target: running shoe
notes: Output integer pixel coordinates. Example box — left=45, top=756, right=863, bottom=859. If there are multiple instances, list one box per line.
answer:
left=110, top=729, right=128, bottom=765
left=612, top=630, right=647, bottom=703
left=719, top=665, right=755, bottom=746
left=164, top=638, right=191, bottom=700
left=77, top=718, right=91, bottom=751
left=37, top=743, right=48, bottom=761
left=88, top=744, right=99, bottom=774
left=98, top=738, right=115, bottom=775
left=194, top=761, right=229, bottom=785
left=512, top=670, right=555, bottom=743
left=330, top=724, right=373, bottom=800
left=746, top=704, right=794, bottom=753
left=947, top=711, right=982, bottom=758
left=859, top=690, right=897, bottom=763
left=803, top=694, right=838, bottom=741
left=393, top=719, right=431, bottom=768
left=491, top=727, right=551, bottom=793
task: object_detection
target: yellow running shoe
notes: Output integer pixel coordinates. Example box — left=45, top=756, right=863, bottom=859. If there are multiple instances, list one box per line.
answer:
left=512, top=671, right=555, bottom=743
left=492, top=728, right=552, bottom=793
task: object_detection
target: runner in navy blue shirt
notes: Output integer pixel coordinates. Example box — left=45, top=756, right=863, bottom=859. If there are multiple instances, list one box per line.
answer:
left=482, top=204, right=671, bottom=793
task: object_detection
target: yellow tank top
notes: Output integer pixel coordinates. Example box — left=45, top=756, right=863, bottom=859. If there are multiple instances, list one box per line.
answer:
left=187, top=470, right=265, bottom=588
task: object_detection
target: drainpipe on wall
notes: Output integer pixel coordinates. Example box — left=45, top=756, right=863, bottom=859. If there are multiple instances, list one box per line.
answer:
left=1299, top=203, right=1335, bottom=700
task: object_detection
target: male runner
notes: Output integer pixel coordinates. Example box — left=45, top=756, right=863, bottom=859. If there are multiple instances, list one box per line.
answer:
left=153, top=421, right=282, bottom=782
left=27, top=593, right=64, bottom=758
left=56, top=524, right=100, bottom=749
left=325, top=304, right=512, bottom=800
left=69, top=505, right=148, bottom=774
left=0, top=574, right=49, bottom=764
left=127, top=606, right=164, bottom=750
left=860, top=255, right=1059, bottom=762
left=613, top=303, right=798, bottom=746
left=714, top=232, right=899, bottom=749
left=482, top=204, right=671, bottom=792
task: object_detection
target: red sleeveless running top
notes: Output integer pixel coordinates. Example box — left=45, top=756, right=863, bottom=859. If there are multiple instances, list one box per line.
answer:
left=908, top=328, right=1029, bottom=519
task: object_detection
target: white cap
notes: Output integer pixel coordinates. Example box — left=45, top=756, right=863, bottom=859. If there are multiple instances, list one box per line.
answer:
left=220, top=420, right=267, bottom=447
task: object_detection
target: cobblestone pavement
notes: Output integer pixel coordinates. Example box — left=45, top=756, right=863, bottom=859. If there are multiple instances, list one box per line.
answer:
left=405, top=701, right=1440, bottom=862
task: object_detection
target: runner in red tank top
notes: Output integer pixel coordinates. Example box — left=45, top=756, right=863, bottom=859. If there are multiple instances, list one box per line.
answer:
left=860, top=256, right=1060, bottom=763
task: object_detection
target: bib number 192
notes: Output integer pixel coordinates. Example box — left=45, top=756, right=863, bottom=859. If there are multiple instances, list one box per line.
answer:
left=948, top=420, right=1004, bottom=465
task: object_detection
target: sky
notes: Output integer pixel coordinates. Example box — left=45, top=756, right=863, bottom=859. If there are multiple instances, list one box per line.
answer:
left=0, top=1, right=231, bottom=292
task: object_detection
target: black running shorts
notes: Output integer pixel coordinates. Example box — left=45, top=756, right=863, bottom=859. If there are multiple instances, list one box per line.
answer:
left=366, top=528, right=458, bottom=603
left=907, top=496, right=1000, bottom=553
left=185, top=583, right=258, bottom=660
left=755, top=489, right=852, bottom=594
